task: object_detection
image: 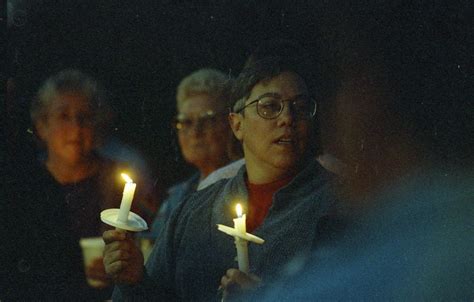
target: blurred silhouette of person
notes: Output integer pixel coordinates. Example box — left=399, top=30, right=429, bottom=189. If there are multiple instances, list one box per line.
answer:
left=1, top=69, right=156, bottom=300
left=256, top=2, right=473, bottom=300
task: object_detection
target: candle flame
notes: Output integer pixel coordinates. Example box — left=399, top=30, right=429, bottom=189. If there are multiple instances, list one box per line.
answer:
left=121, top=173, right=133, bottom=183
left=236, top=203, right=243, bottom=217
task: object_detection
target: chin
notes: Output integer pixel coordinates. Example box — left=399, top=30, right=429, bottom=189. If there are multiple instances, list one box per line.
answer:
left=270, top=156, right=301, bottom=171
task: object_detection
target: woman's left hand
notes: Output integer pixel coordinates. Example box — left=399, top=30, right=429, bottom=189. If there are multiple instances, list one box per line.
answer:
left=219, top=268, right=261, bottom=299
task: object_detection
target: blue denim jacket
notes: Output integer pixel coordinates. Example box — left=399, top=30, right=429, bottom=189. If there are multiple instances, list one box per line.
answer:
left=114, top=158, right=342, bottom=301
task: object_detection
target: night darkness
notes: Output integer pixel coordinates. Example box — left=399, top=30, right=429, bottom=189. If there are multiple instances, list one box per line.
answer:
left=4, top=0, right=335, bottom=187
left=1, top=0, right=473, bottom=300
left=2, top=0, right=472, bottom=185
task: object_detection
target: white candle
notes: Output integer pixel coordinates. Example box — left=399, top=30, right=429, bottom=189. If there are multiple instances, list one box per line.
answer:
left=117, top=173, right=136, bottom=223
left=233, top=203, right=249, bottom=274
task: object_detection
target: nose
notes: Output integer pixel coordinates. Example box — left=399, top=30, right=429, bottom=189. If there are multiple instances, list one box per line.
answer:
left=276, top=101, right=295, bottom=127
left=187, top=120, right=205, bottom=136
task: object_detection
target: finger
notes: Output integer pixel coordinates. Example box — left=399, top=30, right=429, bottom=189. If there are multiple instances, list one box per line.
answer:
left=103, top=239, right=132, bottom=255
left=220, top=275, right=231, bottom=288
left=226, top=268, right=241, bottom=278
left=103, top=249, right=131, bottom=267
left=225, top=269, right=261, bottom=290
left=105, top=259, right=128, bottom=276
left=220, top=274, right=241, bottom=294
left=103, top=230, right=126, bottom=244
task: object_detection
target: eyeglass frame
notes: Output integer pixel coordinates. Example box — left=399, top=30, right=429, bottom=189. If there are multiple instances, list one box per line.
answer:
left=172, top=110, right=227, bottom=133
left=233, top=93, right=317, bottom=120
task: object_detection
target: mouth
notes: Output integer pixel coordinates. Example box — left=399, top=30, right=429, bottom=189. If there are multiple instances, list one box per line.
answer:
left=275, top=136, right=295, bottom=145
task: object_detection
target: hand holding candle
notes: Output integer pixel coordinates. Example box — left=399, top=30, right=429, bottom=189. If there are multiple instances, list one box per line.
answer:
left=217, top=203, right=264, bottom=274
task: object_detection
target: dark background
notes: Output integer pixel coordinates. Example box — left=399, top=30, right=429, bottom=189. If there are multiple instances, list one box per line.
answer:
left=2, top=0, right=472, bottom=188
left=3, top=0, right=335, bottom=187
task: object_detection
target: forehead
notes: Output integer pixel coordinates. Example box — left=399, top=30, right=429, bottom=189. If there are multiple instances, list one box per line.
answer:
left=248, top=71, right=308, bottom=100
left=49, top=93, right=92, bottom=112
left=179, top=93, right=221, bottom=115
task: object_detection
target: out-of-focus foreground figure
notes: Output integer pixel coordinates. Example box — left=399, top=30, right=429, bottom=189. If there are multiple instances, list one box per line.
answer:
left=258, top=1, right=474, bottom=300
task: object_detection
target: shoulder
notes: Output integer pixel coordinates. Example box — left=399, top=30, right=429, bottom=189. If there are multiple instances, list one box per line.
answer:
left=168, top=173, right=200, bottom=195
left=198, top=158, right=245, bottom=190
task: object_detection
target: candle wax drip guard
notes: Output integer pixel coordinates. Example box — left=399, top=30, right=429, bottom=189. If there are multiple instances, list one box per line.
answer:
left=101, top=209, right=148, bottom=232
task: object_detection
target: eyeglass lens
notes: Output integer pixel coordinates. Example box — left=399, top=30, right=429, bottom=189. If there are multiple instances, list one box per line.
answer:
left=257, top=96, right=316, bottom=119
left=174, top=111, right=221, bottom=132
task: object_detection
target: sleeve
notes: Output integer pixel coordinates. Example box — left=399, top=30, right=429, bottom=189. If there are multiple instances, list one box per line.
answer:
left=112, top=194, right=193, bottom=301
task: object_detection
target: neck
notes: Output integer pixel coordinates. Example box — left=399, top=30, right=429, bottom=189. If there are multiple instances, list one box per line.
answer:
left=245, top=161, right=301, bottom=185
left=46, top=155, right=99, bottom=184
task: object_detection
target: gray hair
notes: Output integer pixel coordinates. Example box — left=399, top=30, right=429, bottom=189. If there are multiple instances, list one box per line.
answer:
left=30, top=69, right=110, bottom=126
left=176, top=68, right=234, bottom=112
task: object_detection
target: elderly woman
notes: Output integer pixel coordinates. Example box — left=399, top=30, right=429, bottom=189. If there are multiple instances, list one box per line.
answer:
left=103, top=43, right=342, bottom=301
left=27, top=69, right=155, bottom=298
left=149, top=68, right=239, bottom=236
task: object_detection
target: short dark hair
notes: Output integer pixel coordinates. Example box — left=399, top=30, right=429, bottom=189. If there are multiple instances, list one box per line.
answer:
left=231, top=40, right=319, bottom=111
left=232, top=40, right=323, bottom=156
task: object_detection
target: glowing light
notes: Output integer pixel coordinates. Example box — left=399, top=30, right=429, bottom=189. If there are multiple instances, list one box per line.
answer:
left=236, top=203, right=243, bottom=218
left=121, top=173, right=133, bottom=183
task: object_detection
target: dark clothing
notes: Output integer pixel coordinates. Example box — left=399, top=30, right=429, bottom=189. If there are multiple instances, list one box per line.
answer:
left=113, top=159, right=342, bottom=301
left=258, top=168, right=474, bottom=300
left=1, top=159, right=93, bottom=300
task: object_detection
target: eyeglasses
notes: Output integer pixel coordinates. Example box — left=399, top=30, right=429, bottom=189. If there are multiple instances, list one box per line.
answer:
left=173, top=110, right=225, bottom=133
left=234, top=93, right=317, bottom=120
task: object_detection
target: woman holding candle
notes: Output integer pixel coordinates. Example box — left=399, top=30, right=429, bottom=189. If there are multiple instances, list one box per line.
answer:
left=103, top=41, right=343, bottom=301
left=19, top=69, right=156, bottom=299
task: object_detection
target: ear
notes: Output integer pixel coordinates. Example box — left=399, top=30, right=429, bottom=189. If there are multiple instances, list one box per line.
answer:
left=228, top=113, right=244, bottom=141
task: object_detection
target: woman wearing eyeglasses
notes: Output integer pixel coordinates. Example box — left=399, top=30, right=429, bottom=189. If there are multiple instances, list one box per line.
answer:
left=147, top=68, right=240, bottom=237
left=103, top=42, right=343, bottom=301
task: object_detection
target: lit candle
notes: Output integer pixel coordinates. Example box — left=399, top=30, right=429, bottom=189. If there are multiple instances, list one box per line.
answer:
left=217, top=203, right=264, bottom=274
left=117, top=173, right=136, bottom=223
left=233, top=204, right=246, bottom=233
left=233, top=203, right=249, bottom=273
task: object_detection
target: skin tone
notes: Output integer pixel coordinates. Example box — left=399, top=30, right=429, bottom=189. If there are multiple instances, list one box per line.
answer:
left=36, top=92, right=109, bottom=285
left=102, top=71, right=313, bottom=296
left=36, top=92, right=99, bottom=184
left=229, top=71, right=312, bottom=184
left=177, top=93, right=231, bottom=179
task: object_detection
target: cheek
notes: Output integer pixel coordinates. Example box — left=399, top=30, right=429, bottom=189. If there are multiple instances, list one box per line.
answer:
left=202, top=132, right=225, bottom=152
left=177, top=134, right=189, bottom=151
left=297, top=123, right=311, bottom=143
left=47, top=126, right=67, bottom=143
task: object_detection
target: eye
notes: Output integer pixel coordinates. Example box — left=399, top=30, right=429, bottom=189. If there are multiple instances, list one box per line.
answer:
left=258, top=97, right=281, bottom=112
left=58, top=112, right=70, bottom=121
left=293, top=97, right=312, bottom=111
left=176, top=118, right=192, bottom=130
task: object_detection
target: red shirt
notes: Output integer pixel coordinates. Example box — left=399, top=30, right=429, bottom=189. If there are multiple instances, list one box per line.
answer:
left=245, top=175, right=294, bottom=232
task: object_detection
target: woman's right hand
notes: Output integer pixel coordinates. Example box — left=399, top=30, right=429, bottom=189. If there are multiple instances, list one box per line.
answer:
left=103, top=230, right=144, bottom=285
